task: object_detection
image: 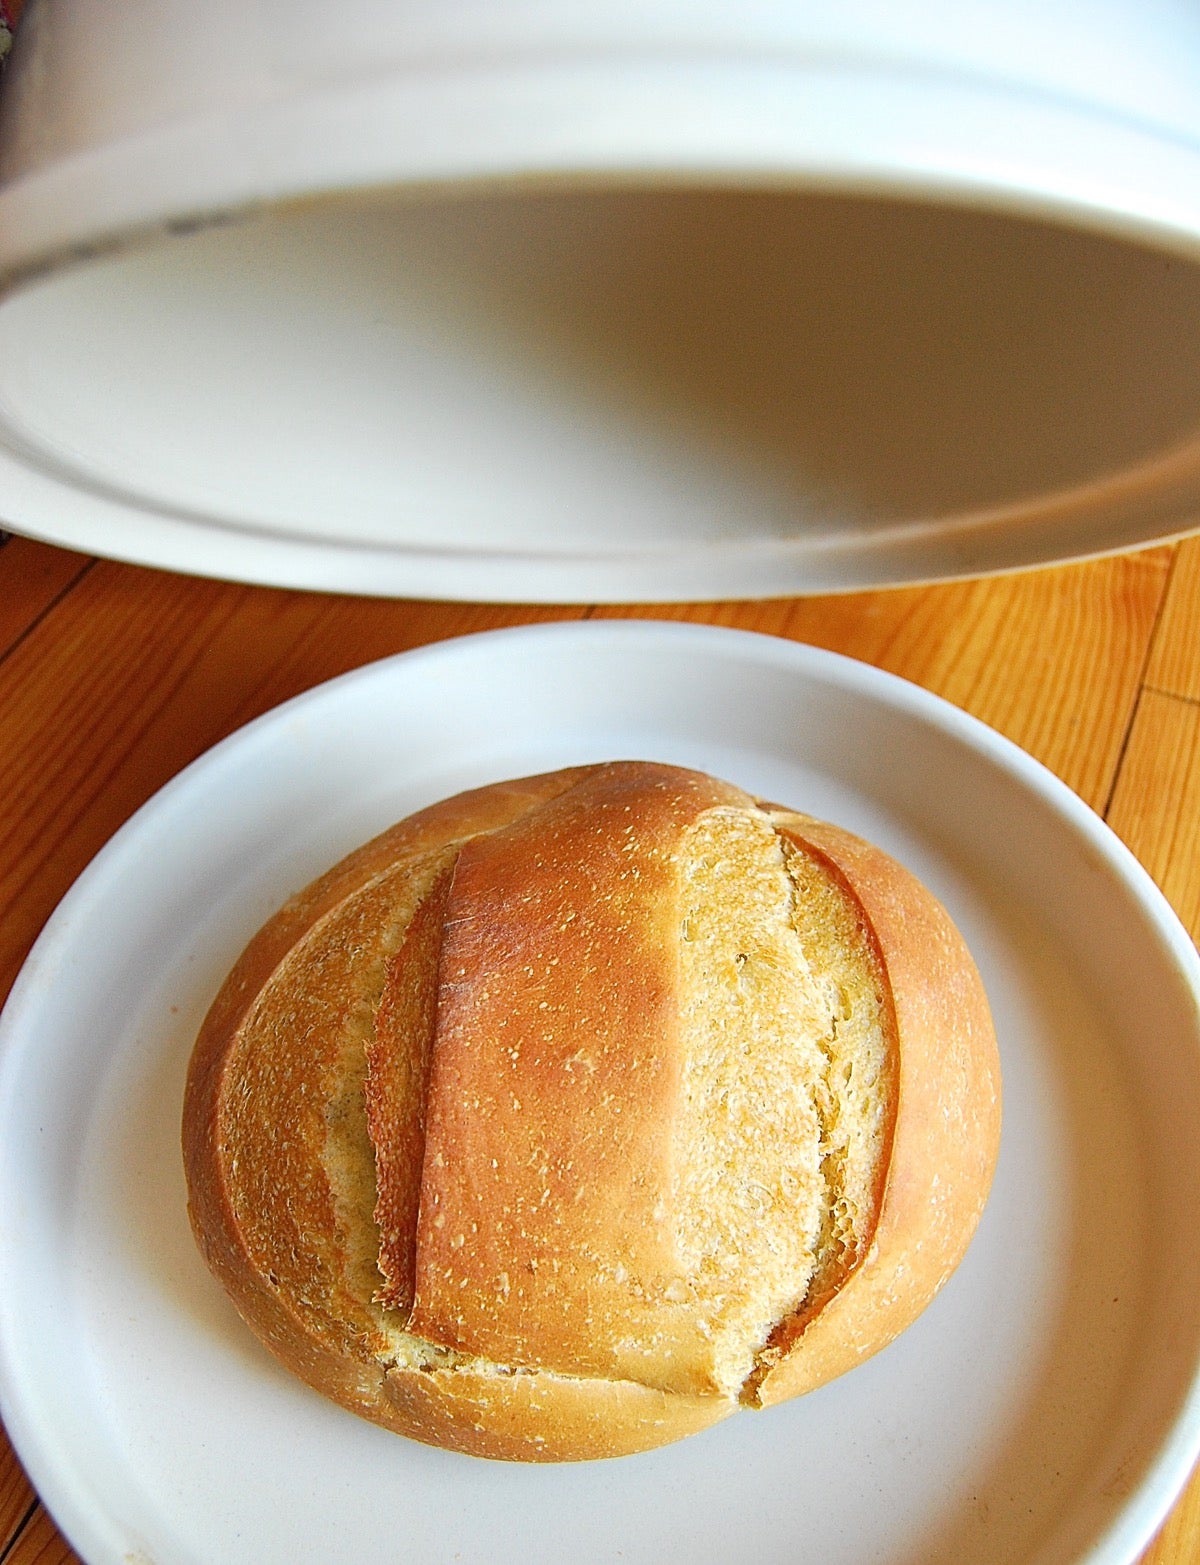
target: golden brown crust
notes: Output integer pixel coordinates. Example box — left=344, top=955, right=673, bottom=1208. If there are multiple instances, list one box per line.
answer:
left=183, top=763, right=1000, bottom=1460
left=182, top=768, right=597, bottom=1421
left=377, top=1360, right=732, bottom=1461
left=408, top=763, right=748, bottom=1395
left=750, top=812, right=1001, bottom=1406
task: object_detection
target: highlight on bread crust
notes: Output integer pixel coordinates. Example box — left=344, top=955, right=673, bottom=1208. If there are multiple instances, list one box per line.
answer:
left=183, top=762, right=1001, bottom=1461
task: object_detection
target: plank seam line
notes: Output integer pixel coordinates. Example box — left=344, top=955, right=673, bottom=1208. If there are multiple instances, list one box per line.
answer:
left=0, top=557, right=97, bottom=672
left=1102, top=548, right=1181, bottom=822
left=0, top=1496, right=40, bottom=1565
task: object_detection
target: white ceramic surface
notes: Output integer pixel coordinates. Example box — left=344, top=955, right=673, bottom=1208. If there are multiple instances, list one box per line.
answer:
left=0, top=2, right=1199, bottom=598
left=1, top=622, right=1199, bottom=1565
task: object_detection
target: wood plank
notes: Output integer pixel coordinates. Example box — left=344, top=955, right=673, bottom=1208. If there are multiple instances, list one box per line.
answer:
left=0, top=558, right=585, bottom=1009
left=1, top=1503, right=80, bottom=1565
left=0, top=536, right=91, bottom=662
left=1106, top=689, right=1200, bottom=937
left=0, top=1436, right=34, bottom=1557
left=0, top=543, right=86, bottom=1565
left=1146, top=536, right=1200, bottom=703
left=593, top=548, right=1172, bottom=808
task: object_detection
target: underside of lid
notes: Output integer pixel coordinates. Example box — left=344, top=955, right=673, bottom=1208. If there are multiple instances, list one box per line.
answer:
left=2, top=177, right=1199, bottom=600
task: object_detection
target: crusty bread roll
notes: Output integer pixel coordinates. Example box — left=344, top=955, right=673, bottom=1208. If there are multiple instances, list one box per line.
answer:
left=183, top=762, right=1000, bottom=1461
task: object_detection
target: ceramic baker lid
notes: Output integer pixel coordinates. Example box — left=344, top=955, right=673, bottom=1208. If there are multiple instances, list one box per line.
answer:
left=0, top=0, right=1199, bottom=601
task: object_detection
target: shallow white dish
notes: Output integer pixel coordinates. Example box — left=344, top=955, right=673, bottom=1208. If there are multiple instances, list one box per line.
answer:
left=1, top=620, right=1200, bottom=1565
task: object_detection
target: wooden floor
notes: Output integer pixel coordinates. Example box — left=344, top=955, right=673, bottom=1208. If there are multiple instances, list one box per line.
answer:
left=1, top=531, right=1199, bottom=1564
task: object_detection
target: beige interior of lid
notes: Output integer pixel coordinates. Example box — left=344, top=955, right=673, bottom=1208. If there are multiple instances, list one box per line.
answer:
left=1, top=184, right=1199, bottom=594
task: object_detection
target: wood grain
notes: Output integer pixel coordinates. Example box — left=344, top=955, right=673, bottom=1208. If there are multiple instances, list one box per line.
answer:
left=0, top=1439, right=34, bottom=1559
left=0, top=1502, right=79, bottom=1565
left=1107, top=690, right=1200, bottom=936
left=593, top=547, right=1173, bottom=809
left=2, top=533, right=1199, bottom=1564
left=0, top=536, right=91, bottom=661
left=0, top=556, right=583, bottom=1007
left=1145, top=536, right=1200, bottom=702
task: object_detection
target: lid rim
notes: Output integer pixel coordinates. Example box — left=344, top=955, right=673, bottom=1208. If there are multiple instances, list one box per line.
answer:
left=4, top=53, right=1200, bottom=289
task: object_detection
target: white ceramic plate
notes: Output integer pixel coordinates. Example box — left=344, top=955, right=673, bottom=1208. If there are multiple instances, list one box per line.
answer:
left=2, top=621, right=1200, bottom=1565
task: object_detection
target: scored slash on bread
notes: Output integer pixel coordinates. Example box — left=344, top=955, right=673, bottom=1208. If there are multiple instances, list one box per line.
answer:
left=183, top=762, right=1000, bottom=1461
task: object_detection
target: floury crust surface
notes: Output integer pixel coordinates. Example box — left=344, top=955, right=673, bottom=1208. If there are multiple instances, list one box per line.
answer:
left=183, top=762, right=1001, bottom=1461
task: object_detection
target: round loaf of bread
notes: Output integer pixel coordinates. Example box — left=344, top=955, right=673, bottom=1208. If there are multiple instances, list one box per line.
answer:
left=183, top=761, right=1000, bottom=1461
